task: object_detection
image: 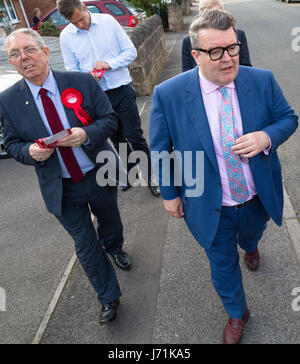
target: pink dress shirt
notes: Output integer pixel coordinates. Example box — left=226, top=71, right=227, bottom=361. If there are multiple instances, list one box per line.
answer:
left=198, top=71, right=257, bottom=206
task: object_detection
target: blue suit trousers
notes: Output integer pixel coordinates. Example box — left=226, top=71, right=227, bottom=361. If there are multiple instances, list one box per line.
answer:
left=205, top=196, right=269, bottom=319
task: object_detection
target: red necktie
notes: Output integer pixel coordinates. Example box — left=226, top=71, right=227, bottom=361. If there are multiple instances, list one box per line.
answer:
left=39, top=88, right=84, bottom=183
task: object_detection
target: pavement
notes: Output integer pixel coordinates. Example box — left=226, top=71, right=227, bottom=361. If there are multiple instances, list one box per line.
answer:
left=0, top=0, right=299, bottom=345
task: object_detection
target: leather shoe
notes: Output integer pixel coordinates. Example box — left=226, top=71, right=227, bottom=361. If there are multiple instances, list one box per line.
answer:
left=149, top=184, right=161, bottom=197
left=223, top=309, right=249, bottom=344
left=244, top=249, right=260, bottom=271
left=99, top=298, right=120, bottom=325
left=113, top=251, right=131, bottom=270
left=119, top=184, right=132, bottom=192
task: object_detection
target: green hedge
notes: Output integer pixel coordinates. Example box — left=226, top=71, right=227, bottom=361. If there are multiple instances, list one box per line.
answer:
left=129, top=0, right=173, bottom=30
left=39, top=21, right=60, bottom=37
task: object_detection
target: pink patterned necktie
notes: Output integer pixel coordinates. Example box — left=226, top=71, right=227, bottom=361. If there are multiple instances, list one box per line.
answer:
left=219, top=87, right=249, bottom=204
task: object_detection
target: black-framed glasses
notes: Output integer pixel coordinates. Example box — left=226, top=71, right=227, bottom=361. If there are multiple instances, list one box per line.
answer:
left=8, top=47, right=42, bottom=61
left=193, top=42, right=241, bottom=61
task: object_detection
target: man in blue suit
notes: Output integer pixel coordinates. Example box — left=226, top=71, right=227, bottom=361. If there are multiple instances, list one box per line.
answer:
left=150, top=9, right=298, bottom=344
left=0, top=28, right=131, bottom=325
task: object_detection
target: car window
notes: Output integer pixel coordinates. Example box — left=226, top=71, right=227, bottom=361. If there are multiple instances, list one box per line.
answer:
left=119, top=0, right=137, bottom=13
left=104, top=3, right=126, bottom=16
left=47, top=10, right=69, bottom=27
left=86, top=5, right=102, bottom=13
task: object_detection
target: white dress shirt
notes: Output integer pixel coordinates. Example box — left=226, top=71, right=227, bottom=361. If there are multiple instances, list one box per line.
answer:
left=60, top=13, right=137, bottom=91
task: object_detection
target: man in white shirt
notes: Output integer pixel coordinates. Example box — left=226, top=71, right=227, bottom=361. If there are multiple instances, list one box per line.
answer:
left=58, top=0, right=160, bottom=196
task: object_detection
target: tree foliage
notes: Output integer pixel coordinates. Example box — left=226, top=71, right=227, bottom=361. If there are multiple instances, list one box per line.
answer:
left=129, top=0, right=170, bottom=30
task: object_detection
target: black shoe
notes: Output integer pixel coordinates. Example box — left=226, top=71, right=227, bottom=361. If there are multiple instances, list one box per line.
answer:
left=149, top=184, right=161, bottom=197
left=99, top=298, right=120, bottom=325
left=113, top=251, right=131, bottom=270
left=119, top=184, right=132, bottom=191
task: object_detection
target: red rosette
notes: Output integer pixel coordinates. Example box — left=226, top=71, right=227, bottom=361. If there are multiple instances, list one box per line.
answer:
left=61, top=88, right=93, bottom=126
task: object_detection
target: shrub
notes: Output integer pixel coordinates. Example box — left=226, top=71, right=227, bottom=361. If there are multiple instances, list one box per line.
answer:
left=39, top=21, right=60, bottom=37
left=130, top=0, right=171, bottom=30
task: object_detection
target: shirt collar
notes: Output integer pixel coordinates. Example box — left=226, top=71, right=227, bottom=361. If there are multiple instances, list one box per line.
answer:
left=25, top=69, right=57, bottom=100
left=198, top=70, right=235, bottom=94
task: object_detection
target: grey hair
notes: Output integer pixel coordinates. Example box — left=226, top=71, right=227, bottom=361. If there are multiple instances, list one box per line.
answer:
left=57, top=0, right=84, bottom=19
left=189, top=9, right=237, bottom=49
left=6, top=28, right=46, bottom=50
left=199, top=0, right=224, bottom=12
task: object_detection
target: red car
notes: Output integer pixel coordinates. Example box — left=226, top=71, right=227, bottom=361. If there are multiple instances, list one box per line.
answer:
left=32, top=0, right=141, bottom=31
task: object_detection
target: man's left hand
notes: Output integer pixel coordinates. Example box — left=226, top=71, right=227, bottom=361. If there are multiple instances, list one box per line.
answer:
left=231, top=131, right=270, bottom=158
left=56, top=127, right=88, bottom=148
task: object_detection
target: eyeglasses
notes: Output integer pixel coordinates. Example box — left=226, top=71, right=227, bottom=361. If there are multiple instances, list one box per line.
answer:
left=8, top=47, right=42, bottom=61
left=193, top=42, right=241, bottom=61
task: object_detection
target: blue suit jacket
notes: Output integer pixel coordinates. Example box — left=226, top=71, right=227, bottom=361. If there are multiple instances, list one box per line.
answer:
left=0, top=70, right=118, bottom=216
left=149, top=66, right=298, bottom=249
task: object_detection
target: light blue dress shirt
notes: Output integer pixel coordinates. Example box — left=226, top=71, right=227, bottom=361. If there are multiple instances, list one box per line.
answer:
left=26, top=70, right=95, bottom=178
left=60, top=13, right=137, bottom=91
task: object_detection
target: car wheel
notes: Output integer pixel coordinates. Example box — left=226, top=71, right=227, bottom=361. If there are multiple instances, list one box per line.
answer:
left=0, top=122, right=10, bottom=159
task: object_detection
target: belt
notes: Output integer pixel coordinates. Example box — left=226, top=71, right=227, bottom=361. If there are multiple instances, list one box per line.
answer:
left=233, top=195, right=258, bottom=209
left=62, top=167, right=97, bottom=181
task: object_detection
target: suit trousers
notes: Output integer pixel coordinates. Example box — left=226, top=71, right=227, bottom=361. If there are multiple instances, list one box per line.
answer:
left=105, top=84, right=152, bottom=184
left=205, top=196, right=269, bottom=319
left=55, top=167, right=123, bottom=305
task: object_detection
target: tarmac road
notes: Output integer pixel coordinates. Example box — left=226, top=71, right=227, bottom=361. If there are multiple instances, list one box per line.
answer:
left=0, top=0, right=299, bottom=344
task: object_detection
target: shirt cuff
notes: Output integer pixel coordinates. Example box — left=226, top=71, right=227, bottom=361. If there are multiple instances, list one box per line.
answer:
left=263, top=132, right=272, bottom=155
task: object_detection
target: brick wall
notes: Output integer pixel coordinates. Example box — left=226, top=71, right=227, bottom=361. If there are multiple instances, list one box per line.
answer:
left=22, top=0, right=56, bottom=24
left=10, top=1, right=26, bottom=29
left=127, top=15, right=168, bottom=96
left=167, top=0, right=183, bottom=32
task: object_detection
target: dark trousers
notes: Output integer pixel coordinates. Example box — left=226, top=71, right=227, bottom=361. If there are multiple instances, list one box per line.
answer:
left=205, top=196, right=270, bottom=319
left=105, top=84, right=152, bottom=184
left=55, top=167, right=122, bottom=305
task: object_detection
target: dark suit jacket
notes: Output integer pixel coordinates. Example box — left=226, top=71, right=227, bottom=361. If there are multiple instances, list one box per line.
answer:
left=150, top=66, right=298, bottom=249
left=181, top=29, right=252, bottom=72
left=0, top=70, right=118, bottom=216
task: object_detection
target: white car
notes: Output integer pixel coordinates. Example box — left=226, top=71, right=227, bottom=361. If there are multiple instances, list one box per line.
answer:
left=0, top=72, right=22, bottom=159
left=0, top=119, right=8, bottom=159
left=117, top=0, right=147, bottom=21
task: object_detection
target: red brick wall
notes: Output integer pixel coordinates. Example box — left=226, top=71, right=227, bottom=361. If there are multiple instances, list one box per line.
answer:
left=11, top=1, right=27, bottom=29
left=22, top=0, right=56, bottom=25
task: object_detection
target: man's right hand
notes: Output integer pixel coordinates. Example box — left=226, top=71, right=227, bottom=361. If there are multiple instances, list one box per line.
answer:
left=163, top=196, right=184, bottom=219
left=29, top=143, right=54, bottom=162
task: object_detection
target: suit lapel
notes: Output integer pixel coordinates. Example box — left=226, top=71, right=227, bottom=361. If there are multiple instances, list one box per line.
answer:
left=184, top=67, right=219, bottom=174
left=234, top=67, right=255, bottom=136
left=16, top=79, right=49, bottom=139
left=52, top=70, right=81, bottom=128
left=234, top=67, right=256, bottom=170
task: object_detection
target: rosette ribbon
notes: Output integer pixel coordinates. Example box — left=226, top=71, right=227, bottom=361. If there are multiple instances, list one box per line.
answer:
left=61, top=88, right=93, bottom=126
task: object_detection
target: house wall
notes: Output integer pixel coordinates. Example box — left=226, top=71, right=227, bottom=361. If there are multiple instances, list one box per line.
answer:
left=2, top=1, right=26, bottom=30
left=22, top=0, right=56, bottom=25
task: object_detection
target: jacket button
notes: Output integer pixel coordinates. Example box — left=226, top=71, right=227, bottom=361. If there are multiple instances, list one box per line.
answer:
left=218, top=182, right=222, bottom=187
left=216, top=208, right=221, bottom=213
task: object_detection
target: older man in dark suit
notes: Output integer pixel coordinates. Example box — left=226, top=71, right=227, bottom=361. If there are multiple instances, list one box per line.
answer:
left=0, top=28, right=130, bottom=325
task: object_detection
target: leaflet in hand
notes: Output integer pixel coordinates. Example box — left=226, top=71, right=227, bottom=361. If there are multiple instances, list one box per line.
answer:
left=91, top=69, right=106, bottom=78
left=35, top=129, right=72, bottom=149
